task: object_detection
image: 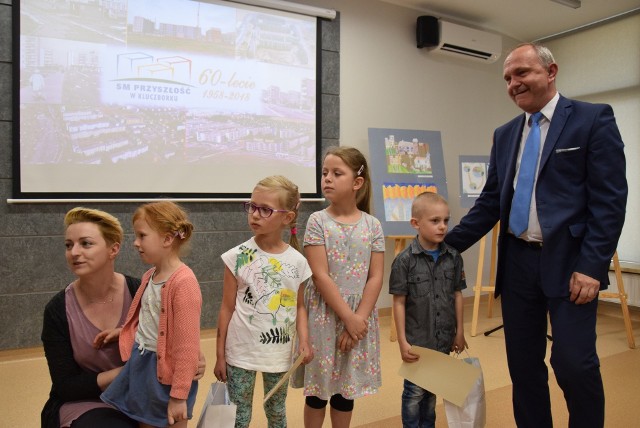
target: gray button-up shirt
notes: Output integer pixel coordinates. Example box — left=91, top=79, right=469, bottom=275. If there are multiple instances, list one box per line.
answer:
left=389, top=237, right=466, bottom=353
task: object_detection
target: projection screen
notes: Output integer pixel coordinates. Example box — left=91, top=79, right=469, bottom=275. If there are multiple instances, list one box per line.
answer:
left=14, top=0, right=321, bottom=199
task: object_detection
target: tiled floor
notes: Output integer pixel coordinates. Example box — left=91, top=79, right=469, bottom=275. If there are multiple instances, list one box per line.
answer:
left=1, top=297, right=638, bottom=427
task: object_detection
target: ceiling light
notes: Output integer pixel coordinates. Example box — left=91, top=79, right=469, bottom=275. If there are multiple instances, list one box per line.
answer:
left=550, top=0, right=581, bottom=9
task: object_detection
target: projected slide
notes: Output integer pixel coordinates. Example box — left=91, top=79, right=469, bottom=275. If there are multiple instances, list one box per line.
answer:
left=18, top=0, right=318, bottom=197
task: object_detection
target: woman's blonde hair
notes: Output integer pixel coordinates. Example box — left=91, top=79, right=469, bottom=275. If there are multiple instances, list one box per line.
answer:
left=324, top=146, right=372, bottom=213
left=254, top=175, right=302, bottom=252
left=133, top=201, right=194, bottom=253
left=64, top=207, right=124, bottom=246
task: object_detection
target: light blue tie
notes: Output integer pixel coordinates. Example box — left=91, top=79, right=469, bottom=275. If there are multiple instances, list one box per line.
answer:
left=510, top=112, right=543, bottom=237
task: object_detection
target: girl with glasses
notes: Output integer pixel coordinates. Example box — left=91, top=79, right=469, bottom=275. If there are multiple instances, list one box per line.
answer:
left=215, top=175, right=313, bottom=428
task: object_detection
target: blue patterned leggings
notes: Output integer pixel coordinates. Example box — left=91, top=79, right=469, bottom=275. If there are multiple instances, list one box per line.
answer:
left=226, top=364, right=288, bottom=428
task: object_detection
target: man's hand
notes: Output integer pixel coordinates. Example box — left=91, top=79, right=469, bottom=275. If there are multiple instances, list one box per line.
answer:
left=569, top=272, right=600, bottom=305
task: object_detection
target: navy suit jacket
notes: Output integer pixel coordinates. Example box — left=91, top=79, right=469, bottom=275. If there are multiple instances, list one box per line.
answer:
left=446, top=95, right=627, bottom=298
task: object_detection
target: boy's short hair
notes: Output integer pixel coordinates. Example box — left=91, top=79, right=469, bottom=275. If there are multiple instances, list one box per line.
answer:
left=411, top=191, right=448, bottom=218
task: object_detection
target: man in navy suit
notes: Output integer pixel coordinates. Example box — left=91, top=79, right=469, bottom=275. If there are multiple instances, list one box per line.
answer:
left=445, top=43, right=627, bottom=428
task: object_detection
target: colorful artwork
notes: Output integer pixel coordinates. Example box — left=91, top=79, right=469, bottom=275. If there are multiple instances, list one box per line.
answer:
left=382, top=183, right=438, bottom=222
left=385, top=136, right=432, bottom=174
left=461, top=162, right=487, bottom=193
left=459, top=155, right=490, bottom=208
left=368, top=128, right=448, bottom=236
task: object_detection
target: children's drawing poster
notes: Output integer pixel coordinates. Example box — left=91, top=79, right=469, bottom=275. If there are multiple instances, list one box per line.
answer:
left=459, top=155, right=489, bottom=208
left=368, top=128, right=448, bottom=236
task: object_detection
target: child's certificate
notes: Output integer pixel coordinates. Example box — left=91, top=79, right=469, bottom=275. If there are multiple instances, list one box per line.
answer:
left=397, top=346, right=481, bottom=407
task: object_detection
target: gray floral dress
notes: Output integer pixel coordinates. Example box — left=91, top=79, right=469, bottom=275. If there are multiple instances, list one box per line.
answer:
left=292, top=209, right=385, bottom=399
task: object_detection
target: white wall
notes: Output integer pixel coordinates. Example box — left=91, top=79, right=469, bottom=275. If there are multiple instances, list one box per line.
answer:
left=297, top=1, right=639, bottom=308
left=299, top=0, right=520, bottom=307
left=546, top=14, right=640, bottom=267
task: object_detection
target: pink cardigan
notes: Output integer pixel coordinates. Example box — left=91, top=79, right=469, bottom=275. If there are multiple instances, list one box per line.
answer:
left=119, top=264, right=202, bottom=399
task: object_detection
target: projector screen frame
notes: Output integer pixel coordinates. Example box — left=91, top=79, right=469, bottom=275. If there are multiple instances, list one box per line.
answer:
left=12, top=0, right=332, bottom=202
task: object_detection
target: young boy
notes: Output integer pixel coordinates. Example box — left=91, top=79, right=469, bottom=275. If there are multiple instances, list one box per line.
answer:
left=389, top=191, right=467, bottom=428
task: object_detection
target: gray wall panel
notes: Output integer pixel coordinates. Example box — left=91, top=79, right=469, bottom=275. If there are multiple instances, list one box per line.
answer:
left=0, top=122, right=11, bottom=179
left=0, top=4, right=10, bottom=62
left=0, top=62, right=10, bottom=121
left=322, top=50, right=340, bottom=95
left=321, top=94, right=339, bottom=140
left=1, top=5, right=338, bottom=349
left=321, top=12, right=340, bottom=53
left=0, top=293, right=52, bottom=349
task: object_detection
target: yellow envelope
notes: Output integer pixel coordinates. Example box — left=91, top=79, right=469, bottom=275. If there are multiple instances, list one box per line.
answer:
left=397, top=346, right=481, bottom=407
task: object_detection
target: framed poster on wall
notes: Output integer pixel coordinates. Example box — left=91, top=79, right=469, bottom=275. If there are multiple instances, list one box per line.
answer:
left=368, top=128, right=448, bottom=236
left=459, top=155, right=490, bottom=208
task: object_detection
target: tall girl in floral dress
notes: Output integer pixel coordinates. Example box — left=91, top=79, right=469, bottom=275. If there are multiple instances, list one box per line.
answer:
left=295, top=146, right=385, bottom=428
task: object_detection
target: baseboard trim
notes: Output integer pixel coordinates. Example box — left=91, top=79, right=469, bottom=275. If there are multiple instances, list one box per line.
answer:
left=598, top=300, right=640, bottom=322
left=378, top=307, right=392, bottom=317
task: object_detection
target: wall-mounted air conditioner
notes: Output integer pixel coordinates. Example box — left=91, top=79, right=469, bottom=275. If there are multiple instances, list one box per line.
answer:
left=417, top=16, right=502, bottom=63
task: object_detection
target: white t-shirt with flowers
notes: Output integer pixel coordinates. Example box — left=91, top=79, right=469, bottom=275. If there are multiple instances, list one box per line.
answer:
left=221, top=237, right=312, bottom=372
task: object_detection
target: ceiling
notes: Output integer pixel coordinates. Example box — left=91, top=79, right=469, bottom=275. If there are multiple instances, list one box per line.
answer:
left=379, top=0, right=640, bottom=41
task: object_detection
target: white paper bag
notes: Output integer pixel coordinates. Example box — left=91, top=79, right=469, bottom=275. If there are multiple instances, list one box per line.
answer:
left=444, top=357, right=486, bottom=428
left=196, top=382, right=237, bottom=428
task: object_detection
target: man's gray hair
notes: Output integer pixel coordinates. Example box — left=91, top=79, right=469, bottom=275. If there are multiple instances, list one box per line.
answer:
left=508, top=43, right=556, bottom=70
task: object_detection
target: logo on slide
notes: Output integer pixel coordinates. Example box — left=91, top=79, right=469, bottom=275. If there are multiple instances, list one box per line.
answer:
left=115, top=52, right=193, bottom=85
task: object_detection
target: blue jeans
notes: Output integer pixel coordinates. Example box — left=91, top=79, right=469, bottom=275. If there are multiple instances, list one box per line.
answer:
left=401, top=379, right=436, bottom=428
